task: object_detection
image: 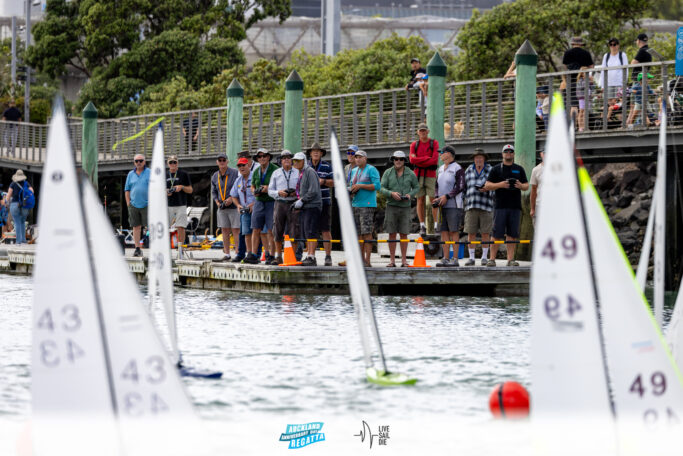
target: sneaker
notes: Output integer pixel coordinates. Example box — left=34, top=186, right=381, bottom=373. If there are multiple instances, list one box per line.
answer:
left=507, top=260, right=520, bottom=267
left=275, top=256, right=283, bottom=265
left=464, top=258, right=475, bottom=266
left=419, top=226, right=427, bottom=236
left=449, top=258, right=459, bottom=267
left=338, top=261, right=346, bottom=267
left=324, top=255, right=332, bottom=266
left=301, top=256, right=317, bottom=266
left=265, top=254, right=275, bottom=264
left=221, top=254, right=231, bottom=262
left=133, top=247, right=143, bottom=257
left=242, top=253, right=258, bottom=264
left=486, top=259, right=496, bottom=267
left=231, top=256, right=244, bottom=263
left=480, top=258, right=488, bottom=266
left=436, top=258, right=451, bottom=267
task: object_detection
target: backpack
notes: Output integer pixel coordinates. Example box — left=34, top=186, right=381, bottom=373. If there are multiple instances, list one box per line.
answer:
left=602, top=52, right=624, bottom=67
left=19, top=181, right=35, bottom=209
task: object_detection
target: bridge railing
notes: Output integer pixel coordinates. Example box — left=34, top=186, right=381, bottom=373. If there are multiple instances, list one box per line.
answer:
left=0, top=61, right=678, bottom=164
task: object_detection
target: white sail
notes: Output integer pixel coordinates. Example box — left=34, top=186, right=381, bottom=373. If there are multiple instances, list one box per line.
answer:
left=329, top=130, right=385, bottom=371
left=635, top=181, right=656, bottom=292
left=666, top=277, right=683, bottom=369
left=81, top=180, right=199, bottom=452
left=32, top=101, right=120, bottom=454
left=530, top=94, right=613, bottom=419
left=148, top=127, right=179, bottom=365
left=579, top=167, right=683, bottom=446
left=653, top=109, right=667, bottom=327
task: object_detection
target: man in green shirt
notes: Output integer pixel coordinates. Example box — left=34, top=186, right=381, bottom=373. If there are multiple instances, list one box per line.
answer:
left=380, top=150, right=419, bottom=267
left=245, top=149, right=278, bottom=264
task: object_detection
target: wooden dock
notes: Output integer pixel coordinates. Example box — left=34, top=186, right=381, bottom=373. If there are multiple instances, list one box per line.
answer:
left=0, top=246, right=530, bottom=296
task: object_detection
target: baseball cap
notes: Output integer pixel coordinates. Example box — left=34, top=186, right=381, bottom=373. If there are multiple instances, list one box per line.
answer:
left=441, top=145, right=456, bottom=156
left=237, top=157, right=249, bottom=165
left=347, top=145, right=359, bottom=153
left=417, top=123, right=429, bottom=131
left=391, top=150, right=407, bottom=160
left=502, top=144, right=515, bottom=153
left=216, top=153, right=228, bottom=160
left=637, top=33, right=648, bottom=42
left=292, top=152, right=306, bottom=161
left=167, top=155, right=178, bottom=163
left=355, top=150, right=367, bottom=157
left=410, top=58, right=420, bottom=63
left=238, top=150, right=251, bottom=158
left=608, top=37, right=619, bottom=45
left=280, top=149, right=293, bottom=157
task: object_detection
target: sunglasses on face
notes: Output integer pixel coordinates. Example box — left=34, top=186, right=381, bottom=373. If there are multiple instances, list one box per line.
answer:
left=393, top=158, right=405, bottom=161
left=281, top=156, right=292, bottom=159
left=503, top=150, right=515, bottom=154
left=347, top=151, right=355, bottom=155
left=609, top=43, right=618, bottom=46
left=168, top=161, right=177, bottom=164
left=237, top=164, right=247, bottom=168
left=256, top=155, right=267, bottom=159
left=217, top=158, right=227, bottom=162
left=134, top=159, right=145, bottom=163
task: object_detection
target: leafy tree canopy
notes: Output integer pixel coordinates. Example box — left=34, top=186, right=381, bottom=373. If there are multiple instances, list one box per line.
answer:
left=649, top=0, right=683, bottom=20
left=26, top=0, right=290, bottom=117
left=454, top=0, right=652, bottom=80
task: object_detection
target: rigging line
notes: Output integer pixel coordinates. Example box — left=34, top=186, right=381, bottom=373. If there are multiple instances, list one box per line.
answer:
left=574, top=142, right=617, bottom=418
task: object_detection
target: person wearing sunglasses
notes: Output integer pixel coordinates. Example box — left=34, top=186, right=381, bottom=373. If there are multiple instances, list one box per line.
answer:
left=599, top=38, right=628, bottom=102
left=434, top=146, right=465, bottom=267
left=379, top=150, right=418, bottom=267
left=211, top=153, right=240, bottom=261
left=166, top=155, right=193, bottom=250
left=125, top=154, right=150, bottom=257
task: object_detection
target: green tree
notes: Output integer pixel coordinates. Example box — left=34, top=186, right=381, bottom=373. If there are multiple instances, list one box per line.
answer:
left=27, top=0, right=290, bottom=117
left=649, top=0, right=683, bottom=20
left=455, top=0, right=651, bottom=80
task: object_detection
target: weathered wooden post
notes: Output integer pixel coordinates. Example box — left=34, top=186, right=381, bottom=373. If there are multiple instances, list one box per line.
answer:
left=226, top=79, right=244, bottom=165
left=514, top=40, right=538, bottom=260
left=82, top=101, right=98, bottom=188
left=284, top=70, right=304, bottom=153
left=426, top=52, right=446, bottom=235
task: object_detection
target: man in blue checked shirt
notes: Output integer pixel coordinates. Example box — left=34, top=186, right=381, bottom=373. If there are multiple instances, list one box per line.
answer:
left=230, top=157, right=256, bottom=262
left=463, top=148, right=494, bottom=266
left=306, top=142, right=334, bottom=266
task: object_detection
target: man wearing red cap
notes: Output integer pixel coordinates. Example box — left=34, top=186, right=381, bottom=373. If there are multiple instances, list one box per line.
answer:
left=230, top=157, right=256, bottom=262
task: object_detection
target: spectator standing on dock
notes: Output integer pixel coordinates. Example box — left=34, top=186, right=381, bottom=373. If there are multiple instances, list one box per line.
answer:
left=166, top=155, right=193, bottom=249
left=600, top=38, right=628, bottom=101
left=306, top=142, right=334, bottom=266
left=409, top=123, right=439, bottom=235
left=231, top=157, right=256, bottom=262
left=233, top=150, right=259, bottom=262
left=562, top=37, right=594, bottom=125
left=345, top=145, right=358, bottom=184
left=405, top=58, right=426, bottom=90
left=182, top=111, right=199, bottom=152
left=2, top=100, right=21, bottom=157
left=211, top=153, right=240, bottom=261
left=247, top=149, right=278, bottom=264
left=483, top=145, right=529, bottom=267
left=0, top=185, right=8, bottom=237
left=349, top=150, right=380, bottom=267
left=434, top=146, right=465, bottom=267
left=463, top=148, right=494, bottom=266
left=380, top=150, right=419, bottom=267
left=267, top=150, right=300, bottom=265
left=631, top=33, right=652, bottom=83
left=292, top=152, right=322, bottom=266
left=530, top=150, right=545, bottom=226
left=5, top=170, right=33, bottom=244
left=125, top=154, right=150, bottom=257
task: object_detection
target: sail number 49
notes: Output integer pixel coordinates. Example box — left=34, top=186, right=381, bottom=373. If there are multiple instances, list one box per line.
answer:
left=541, top=236, right=577, bottom=261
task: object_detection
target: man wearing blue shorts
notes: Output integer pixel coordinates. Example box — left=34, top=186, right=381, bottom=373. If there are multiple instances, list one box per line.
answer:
left=483, top=144, right=528, bottom=267
left=246, top=149, right=278, bottom=264
left=231, top=157, right=256, bottom=262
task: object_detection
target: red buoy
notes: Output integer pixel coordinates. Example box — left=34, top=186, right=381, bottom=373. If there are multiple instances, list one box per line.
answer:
left=489, top=381, right=530, bottom=419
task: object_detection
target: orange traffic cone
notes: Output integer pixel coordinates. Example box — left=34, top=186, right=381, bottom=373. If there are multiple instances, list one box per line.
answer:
left=279, top=235, right=302, bottom=266
left=260, top=249, right=266, bottom=262
left=410, top=237, right=432, bottom=268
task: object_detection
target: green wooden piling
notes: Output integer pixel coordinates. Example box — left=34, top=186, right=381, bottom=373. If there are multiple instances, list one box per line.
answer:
left=284, top=70, right=304, bottom=153
left=82, top=101, right=98, bottom=188
left=425, top=52, right=447, bottom=235
left=514, top=40, right=538, bottom=260
left=226, top=79, right=244, bottom=165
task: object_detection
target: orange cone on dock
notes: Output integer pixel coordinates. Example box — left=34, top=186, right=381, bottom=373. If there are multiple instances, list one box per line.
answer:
left=410, top=237, right=431, bottom=268
left=279, top=235, right=302, bottom=266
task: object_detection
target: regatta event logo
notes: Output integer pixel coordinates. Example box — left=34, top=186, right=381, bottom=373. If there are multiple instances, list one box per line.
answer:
left=354, top=420, right=390, bottom=448
left=279, top=422, right=325, bottom=449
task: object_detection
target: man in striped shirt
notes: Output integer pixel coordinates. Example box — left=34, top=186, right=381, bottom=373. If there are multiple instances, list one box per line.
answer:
left=463, top=148, right=494, bottom=266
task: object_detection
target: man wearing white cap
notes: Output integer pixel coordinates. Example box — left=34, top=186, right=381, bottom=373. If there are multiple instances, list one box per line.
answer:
left=292, top=152, right=322, bottom=266
left=380, top=151, right=418, bottom=267
left=348, top=150, right=380, bottom=267
left=166, top=155, right=193, bottom=248
left=434, top=146, right=465, bottom=267
left=5, top=169, right=33, bottom=244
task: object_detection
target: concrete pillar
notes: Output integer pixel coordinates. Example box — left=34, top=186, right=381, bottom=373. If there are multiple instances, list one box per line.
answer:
left=82, top=101, right=98, bottom=188
left=226, top=79, right=244, bottom=166
left=513, top=40, right=538, bottom=260
left=284, top=70, right=303, bottom=153
left=425, top=52, right=447, bottom=236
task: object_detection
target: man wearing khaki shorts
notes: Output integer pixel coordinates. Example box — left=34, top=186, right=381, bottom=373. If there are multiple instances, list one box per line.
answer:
left=409, top=123, right=439, bottom=235
left=166, top=155, right=193, bottom=247
left=463, top=148, right=494, bottom=266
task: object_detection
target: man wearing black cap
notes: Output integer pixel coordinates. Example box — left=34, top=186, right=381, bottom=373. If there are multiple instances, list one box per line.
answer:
left=406, top=58, right=426, bottom=90
left=306, top=142, right=334, bottom=266
left=211, top=153, right=239, bottom=261
left=631, top=33, right=652, bottom=82
left=463, top=148, right=494, bottom=266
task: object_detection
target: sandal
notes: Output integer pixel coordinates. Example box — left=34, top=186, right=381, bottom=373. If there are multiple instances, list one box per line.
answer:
left=400, top=263, right=410, bottom=267
left=386, top=262, right=396, bottom=267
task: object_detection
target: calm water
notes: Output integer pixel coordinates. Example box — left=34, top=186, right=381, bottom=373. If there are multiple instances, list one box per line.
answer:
left=0, top=274, right=530, bottom=423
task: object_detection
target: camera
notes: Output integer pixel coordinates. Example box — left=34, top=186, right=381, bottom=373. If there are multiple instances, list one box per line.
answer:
left=168, top=186, right=177, bottom=193
left=239, top=207, right=250, bottom=215
left=285, top=188, right=296, bottom=196
left=401, top=195, right=410, bottom=201
left=253, top=186, right=265, bottom=196
left=507, top=178, right=517, bottom=187
left=432, top=199, right=441, bottom=208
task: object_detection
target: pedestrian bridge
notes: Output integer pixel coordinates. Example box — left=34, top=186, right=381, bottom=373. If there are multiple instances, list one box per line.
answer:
left=1, top=61, right=681, bottom=174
